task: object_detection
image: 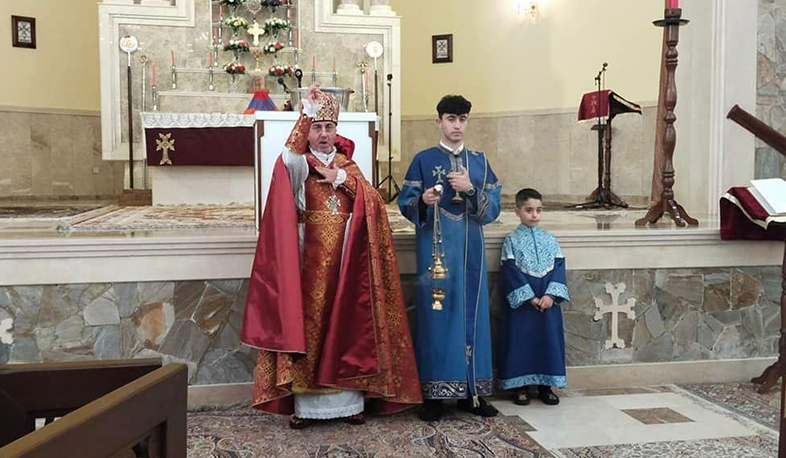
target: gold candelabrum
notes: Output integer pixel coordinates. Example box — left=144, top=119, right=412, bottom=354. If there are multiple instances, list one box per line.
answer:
left=429, top=184, right=448, bottom=311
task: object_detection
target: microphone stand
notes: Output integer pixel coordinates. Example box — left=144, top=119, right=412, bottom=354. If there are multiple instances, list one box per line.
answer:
left=375, top=73, right=400, bottom=202
left=568, top=62, right=628, bottom=210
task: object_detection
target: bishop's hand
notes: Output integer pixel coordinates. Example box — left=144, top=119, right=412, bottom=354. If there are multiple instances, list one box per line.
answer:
left=315, top=163, right=339, bottom=184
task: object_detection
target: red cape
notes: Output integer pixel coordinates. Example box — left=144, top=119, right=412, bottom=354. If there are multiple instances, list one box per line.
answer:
left=241, top=138, right=421, bottom=414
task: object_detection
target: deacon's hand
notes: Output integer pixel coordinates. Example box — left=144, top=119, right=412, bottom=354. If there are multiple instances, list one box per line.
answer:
left=422, top=186, right=442, bottom=206
left=315, top=163, right=339, bottom=184
left=539, top=295, right=554, bottom=310
left=447, top=166, right=473, bottom=193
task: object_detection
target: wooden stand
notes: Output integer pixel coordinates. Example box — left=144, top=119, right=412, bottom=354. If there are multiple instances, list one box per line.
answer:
left=636, top=8, right=698, bottom=227
left=726, top=105, right=786, bottom=458
left=118, top=189, right=152, bottom=207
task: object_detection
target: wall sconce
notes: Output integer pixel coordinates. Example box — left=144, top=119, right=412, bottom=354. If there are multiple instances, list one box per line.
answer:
left=514, top=0, right=541, bottom=19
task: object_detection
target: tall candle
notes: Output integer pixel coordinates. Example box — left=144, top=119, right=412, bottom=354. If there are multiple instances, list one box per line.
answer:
left=667, top=0, right=679, bottom=8
left=332, top=55, right=336, bottom=71
left=218, top=4, right=223, bottom=18
left=213, top=29, right=217, bottom=44
left=171, top=50, right=175, bottom=67
left=312, top=55, right=316, bottom=71
left=208, top=51, right=213, bottom=68
left=151, top=62, right=157, bottom=86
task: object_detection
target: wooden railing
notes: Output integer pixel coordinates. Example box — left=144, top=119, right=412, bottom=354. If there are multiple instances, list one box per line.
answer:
left=0, top=361, right=187, bottom=458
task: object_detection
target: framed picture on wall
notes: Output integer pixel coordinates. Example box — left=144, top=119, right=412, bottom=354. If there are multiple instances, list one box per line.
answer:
left=12, top=16, right=36, bottom=49
left=432, top=34, right=453, bottom=64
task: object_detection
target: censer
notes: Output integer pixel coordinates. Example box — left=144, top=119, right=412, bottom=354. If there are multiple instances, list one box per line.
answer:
left=429, top=184, right=448, bottom=310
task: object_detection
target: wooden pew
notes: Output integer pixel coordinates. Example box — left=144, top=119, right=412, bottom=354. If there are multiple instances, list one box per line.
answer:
left=0, top=362, right=187, bottom=458
left=0, top=358, right=163, bottom=444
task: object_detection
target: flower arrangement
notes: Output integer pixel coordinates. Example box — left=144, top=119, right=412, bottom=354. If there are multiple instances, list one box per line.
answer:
left=224, top=39, right=250, bottom=52
left=219, top=0, right=246, bottom=7
left=225, top=62, right=247, bottom=74
left=263, top=41, right=285, bottom=55
left=224, top=16, right=249, bottom=32
left=268, top=64, right=294, bottom=77
left=260, top=0, right=283, bottom=12
left=263, top=17, right=291, bottom=35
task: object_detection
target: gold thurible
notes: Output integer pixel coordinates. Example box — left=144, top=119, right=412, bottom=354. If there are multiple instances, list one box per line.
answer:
left=429, top=184, right=448, bottom=311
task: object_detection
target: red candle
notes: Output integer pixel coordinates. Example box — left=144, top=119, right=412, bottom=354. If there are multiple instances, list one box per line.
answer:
left=213, top=29, right=217, bottom=44
left=218, top=4, right=223, bottom=18
left=332, top=55, right=336, bottom=71
left=151, top=62, right=157, bottom=86
left=312, top=55, right=316, bottom=71
left=171, top=50, right=175, bottom=67
left=208, top=51, right=213, bottom=68
left=668, top=0, right=679, bottom=8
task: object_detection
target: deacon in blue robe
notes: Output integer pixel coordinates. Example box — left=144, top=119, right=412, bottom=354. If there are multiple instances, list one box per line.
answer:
left=497, top=224, right=570, bottom=394
left=398, top=144, right=501, bottom=409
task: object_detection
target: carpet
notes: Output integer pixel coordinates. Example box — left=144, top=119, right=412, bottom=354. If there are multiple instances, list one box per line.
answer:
left=186, top=408, right=553, bottom=458
left=66, top=206, right=256, bottom=232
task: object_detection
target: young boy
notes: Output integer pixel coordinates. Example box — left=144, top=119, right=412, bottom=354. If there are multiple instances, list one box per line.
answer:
left=497, top=188, right=570, bottom=406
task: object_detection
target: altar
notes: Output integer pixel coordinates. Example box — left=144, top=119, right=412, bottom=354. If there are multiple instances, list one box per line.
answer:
left=140, top=111, right=376, bottom=210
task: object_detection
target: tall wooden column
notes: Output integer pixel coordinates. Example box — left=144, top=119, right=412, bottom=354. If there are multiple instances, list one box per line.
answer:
left=636, top=8, right=697, bottom=227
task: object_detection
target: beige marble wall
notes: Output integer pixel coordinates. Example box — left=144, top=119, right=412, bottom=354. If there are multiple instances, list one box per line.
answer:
left=0, top=108, right=124, bottom=199
left=400, top=106, right=657, bottom=202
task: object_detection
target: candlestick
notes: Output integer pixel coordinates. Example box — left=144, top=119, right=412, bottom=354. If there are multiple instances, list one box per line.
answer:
left=152, top=85, right=158, bottom=111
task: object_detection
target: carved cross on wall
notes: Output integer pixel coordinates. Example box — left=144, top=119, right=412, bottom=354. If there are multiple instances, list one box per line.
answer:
left=247, top=20, right=265, bottom=47
left=593, top=282, right=636, bottom=349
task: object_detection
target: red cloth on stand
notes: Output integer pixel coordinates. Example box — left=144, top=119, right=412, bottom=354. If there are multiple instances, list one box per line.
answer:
left=577, top=90, right=642, bottom=122
left=720, top=187, right=786, bottom=241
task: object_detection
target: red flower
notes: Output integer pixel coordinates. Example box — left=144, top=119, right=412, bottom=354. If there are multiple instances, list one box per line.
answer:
left=275, top=68, right=283, bottom=75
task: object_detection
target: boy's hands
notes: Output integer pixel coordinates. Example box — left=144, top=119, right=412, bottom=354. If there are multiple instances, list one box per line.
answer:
left=530, top=295, right=554, bottom=312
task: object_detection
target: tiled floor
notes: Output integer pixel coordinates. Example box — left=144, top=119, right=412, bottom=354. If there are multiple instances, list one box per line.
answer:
left=491, top=384, right=779, bottom=457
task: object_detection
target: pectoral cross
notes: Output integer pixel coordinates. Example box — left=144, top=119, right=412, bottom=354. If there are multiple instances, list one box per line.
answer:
left=326, top=195, right=341, bottom=215
left=247, top=20, right=265, bottom=47
left=432, top=165, right=446, bottom=184
left=155, top=133, right=175, bottom=165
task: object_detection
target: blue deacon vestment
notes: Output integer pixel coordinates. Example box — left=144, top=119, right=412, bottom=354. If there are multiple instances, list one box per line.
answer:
left=497, top=225, right=570, bottom=390
left=398, top=145, right=501, bottom=400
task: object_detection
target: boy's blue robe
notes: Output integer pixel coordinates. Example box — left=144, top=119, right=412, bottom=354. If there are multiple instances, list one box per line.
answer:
left=398, top=145, right=501, bottom=400
left=498, top=225, right=570, bottom=390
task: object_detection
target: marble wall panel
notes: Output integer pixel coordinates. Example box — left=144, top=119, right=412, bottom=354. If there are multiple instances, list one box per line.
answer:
left=0, top=109, right=124, bottom=199
left=756, top=0, right=786, bottom=179
left=401, top=106, right=657, bottom=201
left=1, top=265, right=779, bottom=385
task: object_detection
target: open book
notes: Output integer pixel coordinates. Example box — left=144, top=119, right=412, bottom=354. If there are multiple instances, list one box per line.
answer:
left=749, top=178, right=786, bottom=216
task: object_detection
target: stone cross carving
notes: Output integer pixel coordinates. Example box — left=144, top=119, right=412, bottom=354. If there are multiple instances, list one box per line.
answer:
left=593, top=282, right=636, bottom=349
left=156, top=132, right=175, bottom=165
left=247, top=20, right=265, bottom=47
left=0, top=318, right=13, bottom=345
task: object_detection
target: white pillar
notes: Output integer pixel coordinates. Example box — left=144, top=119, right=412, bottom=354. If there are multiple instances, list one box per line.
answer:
left=337, top=0, right=364, bottom=15
left=369, top=0, right=395, bottom=16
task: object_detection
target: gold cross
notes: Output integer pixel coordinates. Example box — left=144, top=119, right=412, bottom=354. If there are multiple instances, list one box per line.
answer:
left=432, top=165, right=446, bottom=184
left=155, top=133, right=175, bottom=165
left=326, top=195, right=341, bottom=215
left=247, top=20, right=265, bottom=47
